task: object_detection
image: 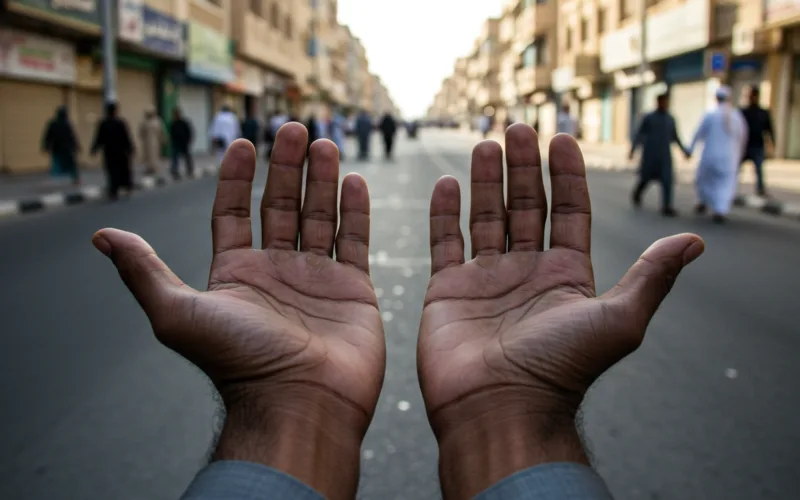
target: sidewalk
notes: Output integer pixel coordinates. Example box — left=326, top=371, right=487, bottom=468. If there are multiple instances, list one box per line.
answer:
left=465, top=129, right=800, bottom=221
left=0, top=155, right=219, bottom=218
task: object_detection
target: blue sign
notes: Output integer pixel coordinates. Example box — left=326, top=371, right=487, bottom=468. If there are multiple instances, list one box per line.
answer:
left=710, top=52, right=727, bottom=74
left=142, top=6, right=184, bottom=58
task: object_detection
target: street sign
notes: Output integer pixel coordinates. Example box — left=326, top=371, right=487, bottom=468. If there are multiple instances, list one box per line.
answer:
left=705, top=50, right=729, bottom=77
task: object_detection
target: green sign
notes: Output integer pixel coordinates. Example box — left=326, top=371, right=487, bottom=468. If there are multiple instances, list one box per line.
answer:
left=186, top=21, right=233, bottom=84
left=8, top=0, right=101, bottom=28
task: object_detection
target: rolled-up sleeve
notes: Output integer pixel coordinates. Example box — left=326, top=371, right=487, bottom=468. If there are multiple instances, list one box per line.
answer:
left=475, top=463, right=614, bottom=500
left=181, top=461, right=324, bottom=500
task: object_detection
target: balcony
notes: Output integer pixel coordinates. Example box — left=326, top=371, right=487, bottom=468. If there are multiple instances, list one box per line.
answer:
left=574, top=54, right=601, bottom=79
left=475, top=86, right=501, bottom=108
left=516, top=65, right=552, bottom=96
left=237, top=13, right=299, bottom=77
left=190, top=0, right=226, bottom=33
left=515, top=2, right=556, bottom=46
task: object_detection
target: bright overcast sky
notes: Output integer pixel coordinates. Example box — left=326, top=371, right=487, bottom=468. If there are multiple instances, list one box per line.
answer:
left=338, top=0, right=504, bottom=118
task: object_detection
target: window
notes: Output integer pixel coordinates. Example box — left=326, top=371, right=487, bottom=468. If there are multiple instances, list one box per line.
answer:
left=565, top=27, right=572, bottom=51
left=619, top=0, right=630, bottom=22
left=285, top=14, right=293, bottom=38
left=580, top=18, right=588, bottom=43
left=523, top=45, right=536, bottom=68
left=534, top=36, right=548, bottom=66
left=523, top=0, right=534, bottom=7
left=597, top=7, right=606, bottom=35
left=250, top=0, right=262, bottom=16
left=271, top=3, right=280, bottom=28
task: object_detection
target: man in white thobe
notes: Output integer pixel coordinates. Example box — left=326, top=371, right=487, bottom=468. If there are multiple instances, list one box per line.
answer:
left=209, top=105, right=241, bottom=165
left=688, top=86, right=748, bottom=224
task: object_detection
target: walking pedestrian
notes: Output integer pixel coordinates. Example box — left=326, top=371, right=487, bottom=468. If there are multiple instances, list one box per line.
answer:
left=264, top=110, right=289, bottom=160
left=556, top=102, right=579, bottom=137
left=629, top=93, right=690, bottom=217
left=355, top=111, right=372, bottom=160
left=689, top=86, right=749, bottom=224
left=330, top=108, right=347, bottom=160
left=209, top=105, right=240, bottom=165
left=42, top=106, right=80, bottom=186
left=478, top=113, right=491, bottom=138
left=379, top=112, right=398, bottom=160
left=739, top=85, right=774, bottom=197
left=305, top=113, right=320, bottom=156
left=91, top=102, right=134, bottom=201
left=169, top=107, right=194, bottom=180
left=139, top=109, right=166, bottom=177
left=241, top=109, right=260, bottom=148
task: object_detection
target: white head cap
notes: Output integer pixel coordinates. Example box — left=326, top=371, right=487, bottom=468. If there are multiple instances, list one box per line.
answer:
left=715, top=86, right=731, bottom=101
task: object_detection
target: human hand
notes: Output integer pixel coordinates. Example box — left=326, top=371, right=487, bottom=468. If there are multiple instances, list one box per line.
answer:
left=92, top=124, right=384, bottom=500
left=419, top=125, right=704, bottom=499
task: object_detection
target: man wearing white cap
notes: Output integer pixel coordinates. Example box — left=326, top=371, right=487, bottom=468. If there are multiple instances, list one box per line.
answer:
left=688, top=85, right=749, bottom=223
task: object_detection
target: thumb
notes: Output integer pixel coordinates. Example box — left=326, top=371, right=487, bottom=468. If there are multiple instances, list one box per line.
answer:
left=92, top=228, right=189, bottom=329
left=602, top=233, right=704, bottom=346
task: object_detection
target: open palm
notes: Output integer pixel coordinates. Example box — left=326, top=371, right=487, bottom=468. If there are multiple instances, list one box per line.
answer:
left=93, top=125, right=385, bottom=427
left=419, top=125, right=704, bottom=435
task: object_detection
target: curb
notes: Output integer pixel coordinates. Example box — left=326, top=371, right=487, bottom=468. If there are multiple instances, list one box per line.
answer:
left=0, top=165, right=219, bottom=219
left=581, top=159, right=800, bottom=221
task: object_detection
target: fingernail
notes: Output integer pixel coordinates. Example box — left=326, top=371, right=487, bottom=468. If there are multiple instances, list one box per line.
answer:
left=93, top=235, right=112, bottom=257
left=682, top=240, right=705, bottom=265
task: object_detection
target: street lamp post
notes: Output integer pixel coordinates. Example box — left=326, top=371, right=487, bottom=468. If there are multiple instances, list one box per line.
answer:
left=101, top=0, right=117, bottom=104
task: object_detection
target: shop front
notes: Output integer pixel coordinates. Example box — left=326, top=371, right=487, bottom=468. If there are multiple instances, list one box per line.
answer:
left=662, top=50, right=713, bottom=141
left=552, top=55, right=608, bottom=143
left=0, top=28, right=75, bottom=173
left=263, top=71, right=289, bottom=115
left=183, top=20, right=234, bottom=154
left=763, top=1, right=800, bottom=158
left=224, top=60, right=265, bottom=118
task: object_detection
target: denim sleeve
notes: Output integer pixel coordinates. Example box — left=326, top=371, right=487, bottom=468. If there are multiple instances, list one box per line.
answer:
left=180, top=461, right=324, bottom=500
left=475, top=463, right=614, bottom=500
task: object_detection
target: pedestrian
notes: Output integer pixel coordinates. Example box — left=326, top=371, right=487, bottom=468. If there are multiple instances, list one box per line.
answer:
left=379, top=112, right=398, bottom=160
left=241, top=108, right=260, bottom=148
left=265, top=110, right=289, bottom=160
left=688, top=86, right=749, bottom=224
left=209, top=104, right=240, bottom=165
left=305, top=113, right=320, bottom=156
left=355, top=111, right=372, bottom=160
left=330, top=108, right=347, bottom=160
left=91, top=102, right=134, bottom=201
left=556, top=102, right=579, bottom=137
left=739, top=85, right=774, bottom=197
left=629, top=92, right=690, bottom=217
left=139, top=109, right=166, bottom=177
left=478, top=113, right=491, bottom=138
left=42, top=105, right=80, bottom=186
left=169, top=107, right=194, bottom=180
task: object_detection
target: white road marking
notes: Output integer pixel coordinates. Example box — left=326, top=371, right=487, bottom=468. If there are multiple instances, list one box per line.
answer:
left=725, top=368, right=738, bottom=379
left=397, top=400, right=411, bottom=411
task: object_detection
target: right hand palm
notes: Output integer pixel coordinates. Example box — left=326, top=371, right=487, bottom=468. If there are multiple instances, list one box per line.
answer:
left=419, top=125, right=704, bottom=432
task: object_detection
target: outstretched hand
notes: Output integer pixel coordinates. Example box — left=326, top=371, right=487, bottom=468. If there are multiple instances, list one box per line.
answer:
left=92, top=124, right=384, bottom=500
left=419, top=124, right=704, bottom=499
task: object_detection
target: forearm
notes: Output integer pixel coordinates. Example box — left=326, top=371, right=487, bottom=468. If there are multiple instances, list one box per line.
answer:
left=213, top=383, right=367, bottom=500
left=433, top=387, right=588, bottom=499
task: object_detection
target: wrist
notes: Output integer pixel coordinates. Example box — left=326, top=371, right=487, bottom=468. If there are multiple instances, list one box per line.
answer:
left=213, top=382, right=368, bottom=500
left=432, top=386, right=588, bottom=500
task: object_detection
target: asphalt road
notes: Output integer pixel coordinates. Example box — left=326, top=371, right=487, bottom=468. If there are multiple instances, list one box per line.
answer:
left=1, top=130, right=798, bottom=500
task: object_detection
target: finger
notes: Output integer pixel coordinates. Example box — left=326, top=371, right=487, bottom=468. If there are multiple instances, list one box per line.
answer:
left=211, top=140, right=256, bottom=254
left=469, top=141, right=506, bottom=258
left=92, top=228, right=190, bottom=329
left=261, top=122, right=308, bottom=250
left=301, top=140, right=339, bottom=256
left=336, top=173, right=370, bottom=273
left=505, top=124, right=547, bottom=252
left=548, top=134, right=591, bottom=255
left=603, top=234, right=705, bottom=347
left=430, top=175, right=465, bottom=275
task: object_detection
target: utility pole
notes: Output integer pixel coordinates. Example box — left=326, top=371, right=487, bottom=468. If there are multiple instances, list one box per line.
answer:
left=635, top=0, right=648, bottom=123
left=101, top=0, right=117, bottom=104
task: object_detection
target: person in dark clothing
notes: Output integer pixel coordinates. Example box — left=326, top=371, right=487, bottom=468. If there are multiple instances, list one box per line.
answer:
left=42, top=106, right=80, bottom=185
left=740, top=85, right=774, bottom=197
left=379, top=113, right=398, bottom=160
left=355, top=111, right=372, bottom=160
left=264, top=112, right=276, bottom=159
left=241, top=111, right=260, bottom=147
left=629, top=93, right=689, bottom=217
left=305, top=115, right=320, bottom=155
left=169, top=107, right=194, bottom=180
left=92, top=102, right=135, bottom=200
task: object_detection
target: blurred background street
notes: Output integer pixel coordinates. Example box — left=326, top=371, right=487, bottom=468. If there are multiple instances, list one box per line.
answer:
left=2, top=131, right=800, bottom=500
left=2, top=0, right=800, bottom=498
